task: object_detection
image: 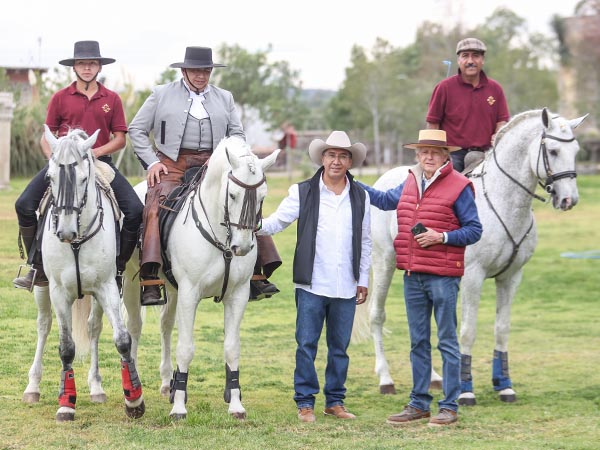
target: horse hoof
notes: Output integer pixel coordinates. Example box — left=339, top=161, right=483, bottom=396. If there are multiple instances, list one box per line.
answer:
left=500, top=393, right=517, bottom=403
left=90, top=393, right=107, bottom=403
left=230, top=411, right=246, bottom=420
left=458, top=396, right=476, bottom=406
left=429, top=380, right=443, bottom=390
left=125, top=400, right=145, bottom=419
left=22, top=392, right=41, bottom=403
left=170, top=413, right=187, bottom=421
left=379, top=384, right=396, bottom=395
left=56, top=412, right=75, bottom=422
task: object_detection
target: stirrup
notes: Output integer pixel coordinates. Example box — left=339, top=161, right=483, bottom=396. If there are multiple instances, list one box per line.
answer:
left=140, top=278, right=168, bottom=306
left=15, top=264, right=37, bottom=292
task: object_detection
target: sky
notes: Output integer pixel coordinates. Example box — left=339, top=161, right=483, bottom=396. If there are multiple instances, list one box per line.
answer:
left=1, top=0, right=578, bottom=91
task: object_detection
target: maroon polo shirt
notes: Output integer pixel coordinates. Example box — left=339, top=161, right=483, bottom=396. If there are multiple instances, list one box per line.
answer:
left=426, top=71, right=510, bottom=149
left=45, top=81, right=128, bottom=149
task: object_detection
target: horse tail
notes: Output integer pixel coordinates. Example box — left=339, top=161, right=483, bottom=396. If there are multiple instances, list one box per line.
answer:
left=73, top=295, right=91, bottom=360
left=351, top=272, right=375, bottom=344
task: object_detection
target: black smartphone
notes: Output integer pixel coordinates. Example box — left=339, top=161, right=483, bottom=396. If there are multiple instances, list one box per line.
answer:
left=411, top=222, right=427, bottom=236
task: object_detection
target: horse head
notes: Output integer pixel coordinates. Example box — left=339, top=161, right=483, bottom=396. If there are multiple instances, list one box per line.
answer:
left=44, top=125, right=99, bottom=242
left=531, top=108, right=588, bottom=211
left=212, top=137, right=279, bottom=256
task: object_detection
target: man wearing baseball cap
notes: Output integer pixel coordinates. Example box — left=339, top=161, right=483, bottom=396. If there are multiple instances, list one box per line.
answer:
left=425, top=37, right=510, bottom=172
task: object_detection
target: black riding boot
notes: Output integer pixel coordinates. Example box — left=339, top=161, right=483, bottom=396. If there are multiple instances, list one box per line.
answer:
left=116, top=228, right=139, bottom=296
left=140, top=262, right=166, bottom=306
left=13, top=225, right=48, bottom=291
left=249, top=260, right=280, bottom=302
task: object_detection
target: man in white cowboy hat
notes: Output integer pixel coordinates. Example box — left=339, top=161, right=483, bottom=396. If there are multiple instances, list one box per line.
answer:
left=14, top=40, right=143, bottom=294
left=426, top=37, right=510, bottom=173
left=129, top=46, right=282, bottom=305
left=258, top=130, right=372, bottom=423
left=358, top=129, right=482, bottom=427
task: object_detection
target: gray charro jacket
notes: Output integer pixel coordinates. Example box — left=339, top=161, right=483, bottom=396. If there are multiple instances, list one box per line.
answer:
left=129, top=79, right=245, bottom=167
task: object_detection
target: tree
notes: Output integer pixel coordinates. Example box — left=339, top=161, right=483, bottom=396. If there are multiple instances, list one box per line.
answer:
left=211, top=44, right=307, bottom=131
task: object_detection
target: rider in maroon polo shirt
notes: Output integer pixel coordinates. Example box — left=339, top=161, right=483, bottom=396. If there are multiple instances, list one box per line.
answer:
left=426, top=38, right=510, bottom=172
left=13, top=41, right=143, bottom=293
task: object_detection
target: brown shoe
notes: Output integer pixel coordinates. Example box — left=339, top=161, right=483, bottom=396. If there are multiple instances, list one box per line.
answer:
left=428, top=408, right=458, bottom=426
left=13, top=265, right=48, bottom=291
left=386, top=405, right=430, bottom=425
left=298, top=407, right=316, bottom=423
left=324, top=405, right=356, bottom=419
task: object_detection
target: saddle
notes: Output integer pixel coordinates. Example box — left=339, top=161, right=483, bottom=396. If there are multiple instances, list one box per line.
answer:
left=158, top=166, right=206, bottom=288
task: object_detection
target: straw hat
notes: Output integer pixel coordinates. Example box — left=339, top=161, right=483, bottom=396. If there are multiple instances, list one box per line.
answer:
left=403, top=130, right=461, bottom=152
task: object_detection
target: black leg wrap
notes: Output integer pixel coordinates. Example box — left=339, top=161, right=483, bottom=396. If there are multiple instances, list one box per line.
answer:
left=169, top=367, right=188, bottom=404
left=224, top=363, right=241, bottom=404
left=461, top=354, right=473, bottom=382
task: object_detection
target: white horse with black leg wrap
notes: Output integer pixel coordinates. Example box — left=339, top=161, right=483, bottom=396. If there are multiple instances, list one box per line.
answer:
left=354, top=108, right=587, bottom=405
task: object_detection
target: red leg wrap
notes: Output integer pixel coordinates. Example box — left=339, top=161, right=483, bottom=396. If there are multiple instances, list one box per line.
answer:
left=58, top=369, right=77, bottom=409
left=121, top=360, right=143, bottom=401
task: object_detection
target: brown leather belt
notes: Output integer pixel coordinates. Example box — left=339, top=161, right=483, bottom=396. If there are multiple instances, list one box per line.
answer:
left=179, top=148, right=213, bottom=155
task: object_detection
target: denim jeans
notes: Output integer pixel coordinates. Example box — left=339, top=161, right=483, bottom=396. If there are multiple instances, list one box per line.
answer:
left=403, top=272, right=461, bottom=413
left=293, top=288, right=356, bottom=409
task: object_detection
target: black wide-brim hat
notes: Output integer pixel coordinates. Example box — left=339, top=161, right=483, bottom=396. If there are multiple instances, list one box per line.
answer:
left=59, top=40, right=116, bottom=66
left=170, top=47, right=226, bottom=69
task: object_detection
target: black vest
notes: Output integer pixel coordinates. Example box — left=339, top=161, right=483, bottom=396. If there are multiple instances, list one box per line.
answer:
left=293, top=167, right=366, bottom=285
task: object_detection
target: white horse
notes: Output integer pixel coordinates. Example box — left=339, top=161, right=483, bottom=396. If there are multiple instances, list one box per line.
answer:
left=123, top=137, right=279, bottom=420
left=24, top=126, right=145, bottom=422
left=354, top=108, right=587, bottom=404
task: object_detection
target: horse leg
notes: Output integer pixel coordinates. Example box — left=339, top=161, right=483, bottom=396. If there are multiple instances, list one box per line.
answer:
left=122, top=273, right=143, bottom=366
left=493, top=273, right=522, bottom=403
left=23, top=286, right=52, bottom=403
left=369, top=247, right=396, bottom=394
left=159, top=286, right=177, bottom=396
left=222, top=293, right=247, bottom=419
left=51, top=293, right=77, bottom=422
left=458, top=269, right=486, bottom=406
left=87, top=298, right=106, bottom=403
left=169, top=287, right=200, bottom=420
left=95, top=286, right=145, bottom=419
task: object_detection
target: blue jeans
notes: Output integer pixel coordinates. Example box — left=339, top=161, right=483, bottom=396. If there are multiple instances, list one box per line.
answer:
left=403, top=272, right=461, bottom=413
left=293, top=288, right=356, bottom=409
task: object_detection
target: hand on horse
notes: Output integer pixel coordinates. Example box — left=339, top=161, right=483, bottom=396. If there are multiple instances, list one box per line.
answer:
left=414, top=228, right=444, bottom=248
left=147, top=163, right=169, bottom=187
left=356, top=286, right=368, bottom=305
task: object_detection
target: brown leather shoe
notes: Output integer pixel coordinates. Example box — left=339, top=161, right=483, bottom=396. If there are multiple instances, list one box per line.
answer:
left=323, top=405, right=356, bottom=419
left=298, top=407, right=316, bottom=423
left=13, top=265, right=48, bottom=291
left=428, top=408, right=458, bottom=426
left=386, top=405, right=430, bottom=425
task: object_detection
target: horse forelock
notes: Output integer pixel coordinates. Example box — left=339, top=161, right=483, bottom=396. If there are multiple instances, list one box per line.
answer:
left=53, top=129, right=90, bottom=166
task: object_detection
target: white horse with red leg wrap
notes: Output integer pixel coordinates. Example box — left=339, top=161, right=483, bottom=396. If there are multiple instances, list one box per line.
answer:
left=354, top=108, right=587, bottom=405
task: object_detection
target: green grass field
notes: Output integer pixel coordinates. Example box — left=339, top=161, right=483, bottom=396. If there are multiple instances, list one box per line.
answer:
left=0, top=173, right=598, bottom=449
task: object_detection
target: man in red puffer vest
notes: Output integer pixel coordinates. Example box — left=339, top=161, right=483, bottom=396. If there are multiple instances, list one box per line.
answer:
left=358, top=129, right=482, bottom=427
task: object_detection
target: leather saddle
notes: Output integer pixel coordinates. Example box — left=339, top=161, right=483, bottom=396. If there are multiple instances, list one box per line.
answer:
left=158, top=166, right=206, bottom=288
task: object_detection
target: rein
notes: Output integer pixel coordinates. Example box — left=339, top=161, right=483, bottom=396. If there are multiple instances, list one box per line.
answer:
left=480, top=129, right=577, bottom=278
left=189, top=168, right=266, bottom=302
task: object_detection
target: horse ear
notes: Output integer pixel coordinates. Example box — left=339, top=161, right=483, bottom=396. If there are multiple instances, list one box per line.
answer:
left=78, top=129, right=100, bottom=154
left=261, top=149, right=281, bottom=171
left=541, top=108, right=550, bottom=128
left=43, top=124, right=58, bottom=149
left=569, top=113, right=589, bottom=130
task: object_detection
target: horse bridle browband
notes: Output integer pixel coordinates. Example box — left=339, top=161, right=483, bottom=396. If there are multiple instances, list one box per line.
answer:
left=480, top=127, right=576, bottom=278
left=190, top=167, right=266, bottom=302
left=50, top=154, right=105, bottom=299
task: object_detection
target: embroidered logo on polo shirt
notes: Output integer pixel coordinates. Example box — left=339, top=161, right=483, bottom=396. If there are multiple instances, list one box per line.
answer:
left=102, top=104, right=111, bottom=113
left=487, top=96, right=496, bottom=106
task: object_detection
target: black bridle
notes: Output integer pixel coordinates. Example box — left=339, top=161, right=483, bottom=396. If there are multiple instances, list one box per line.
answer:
left=190, top=168, right=266, bottom=302
left=479, top=128, right=577, bottom=278
left=49, top=154, right=104, bottom=299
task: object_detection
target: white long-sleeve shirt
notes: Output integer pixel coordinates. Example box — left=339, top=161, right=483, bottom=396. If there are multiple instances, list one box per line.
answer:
left=259, top=175, right=372, bottom=299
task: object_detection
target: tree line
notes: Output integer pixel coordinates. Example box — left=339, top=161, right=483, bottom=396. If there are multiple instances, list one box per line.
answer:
left=3, top=6, right=574, bottom=176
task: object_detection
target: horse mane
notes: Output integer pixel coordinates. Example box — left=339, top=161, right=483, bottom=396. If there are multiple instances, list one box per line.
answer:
left=53, top=128, right=89, bottom=166
left=494, top=109, right=544, bottom=147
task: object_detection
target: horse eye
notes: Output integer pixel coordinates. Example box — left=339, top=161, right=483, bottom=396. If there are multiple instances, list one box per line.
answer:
left=549, top=149, right=558, bottom=157
left=229, top=193, right=235, bottom=200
